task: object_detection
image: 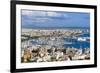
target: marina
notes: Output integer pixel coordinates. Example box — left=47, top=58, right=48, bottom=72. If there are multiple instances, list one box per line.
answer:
left=21, top=10, right=91, bottom=63
left=21, top=28, right=90, bottom=63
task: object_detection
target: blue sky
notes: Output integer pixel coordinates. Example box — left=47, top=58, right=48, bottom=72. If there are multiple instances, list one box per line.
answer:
left=21, top=10, right=90, bottom=28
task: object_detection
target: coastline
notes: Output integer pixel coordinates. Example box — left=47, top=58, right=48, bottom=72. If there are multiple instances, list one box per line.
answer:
left=21, top=28, right=90, bottom=63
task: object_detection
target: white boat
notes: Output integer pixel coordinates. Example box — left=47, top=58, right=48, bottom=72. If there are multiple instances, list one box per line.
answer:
left=77, top=37, right=86, bottom=41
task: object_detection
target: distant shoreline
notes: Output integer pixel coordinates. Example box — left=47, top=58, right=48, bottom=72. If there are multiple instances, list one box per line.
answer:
left=22, top=27, right=90, bottom=30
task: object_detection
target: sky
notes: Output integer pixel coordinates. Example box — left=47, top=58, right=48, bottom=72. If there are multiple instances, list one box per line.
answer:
left=21, top=10, right=90, bottom=28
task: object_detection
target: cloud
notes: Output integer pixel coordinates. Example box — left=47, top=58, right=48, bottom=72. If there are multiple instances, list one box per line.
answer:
left=22, top=10, right=33, bottom=15
left=47, top=11, right=62, bottom=17
left=22, top=10, right=66, bottom=18
left=22, top=10, right=68, bottom=23
left=22, top=18, right=50, bottom=23
left=22, top=10, right=46, bottom=17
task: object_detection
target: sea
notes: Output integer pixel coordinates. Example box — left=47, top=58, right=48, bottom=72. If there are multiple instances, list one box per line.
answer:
left=63, top=33, right=90, bottom=49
